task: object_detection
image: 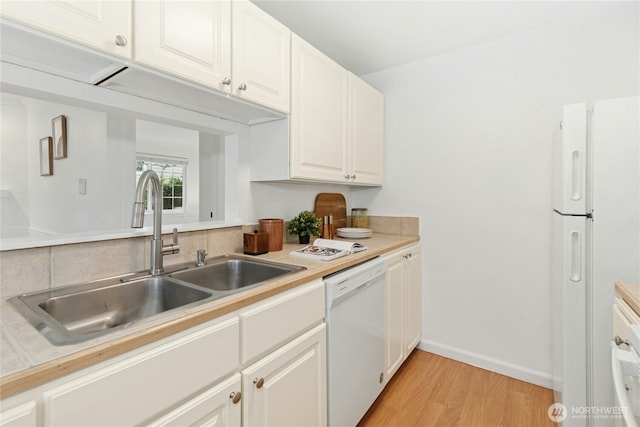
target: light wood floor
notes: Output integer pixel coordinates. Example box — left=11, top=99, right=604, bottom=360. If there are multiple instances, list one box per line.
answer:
left=358, top=350, right=556, bottom=427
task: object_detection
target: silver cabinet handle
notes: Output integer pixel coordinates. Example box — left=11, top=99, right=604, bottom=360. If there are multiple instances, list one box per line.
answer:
left=114, top=35, right=127, bottom=47
left=221, top=77, right=231, bottom=86
left=229, top=391, right=242, bottom=404
left=615, top=335, right=630, bottom=346
left=350, top=174, right=357, bottom=180
left=238, top=83, right=247, bottom=91
left=253, top=377, right=264, bottom=389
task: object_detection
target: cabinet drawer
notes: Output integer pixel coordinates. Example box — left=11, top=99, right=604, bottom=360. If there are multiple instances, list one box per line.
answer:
left=240, top=279, right=324, bottom=364
left=43, top=317, right=239, bottom=426
left=614, top=297, right=640, bottom=343
left=616, top=297, right=640, bottom=324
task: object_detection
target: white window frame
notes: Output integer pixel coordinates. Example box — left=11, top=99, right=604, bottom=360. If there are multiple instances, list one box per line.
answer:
left=136, top=154, right=188, bottom=215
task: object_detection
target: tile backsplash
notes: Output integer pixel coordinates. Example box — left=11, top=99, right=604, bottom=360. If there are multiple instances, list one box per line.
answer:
left=0, top=216, right=418, bottom=299
left=0, top=227, right=244, bottom=299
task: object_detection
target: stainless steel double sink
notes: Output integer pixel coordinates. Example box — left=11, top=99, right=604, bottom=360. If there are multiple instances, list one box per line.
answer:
left=9, top=255, right=306, bottom=346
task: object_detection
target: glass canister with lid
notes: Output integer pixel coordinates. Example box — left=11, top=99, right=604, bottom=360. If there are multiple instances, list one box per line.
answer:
left=351, top=208, right=369, bottom=228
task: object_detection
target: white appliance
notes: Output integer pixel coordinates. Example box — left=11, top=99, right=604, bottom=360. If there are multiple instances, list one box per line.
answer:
left=552, top=95, right=640, bottom=426
left=324, top=258, right=386, bottom=427
left=612, top=325, right=640, bottom=427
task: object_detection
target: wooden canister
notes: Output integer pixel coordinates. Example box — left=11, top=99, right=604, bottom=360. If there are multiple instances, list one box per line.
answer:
left=258, top=218, right=284, bottom=251
left=243, top=231, right=269, bottom=255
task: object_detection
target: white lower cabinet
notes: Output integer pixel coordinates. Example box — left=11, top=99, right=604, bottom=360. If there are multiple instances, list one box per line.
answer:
left=43, top=317, right=240, bottom=426
left=384, top=249, right=405, bottom=381
left=404, top=245, right=422, bottom=356
left=613, top=296, right=640, bottom=343
left=383, top=243, right=422, bottom=384
left=0, top=279, right=327, bottom=427
left=148, top=374, right=242, bottom=427
left=239, top=279, right=325, bottom=364
left=0, top=400, right=36, bottom=427
left=242, top=324, right=327, bottom=427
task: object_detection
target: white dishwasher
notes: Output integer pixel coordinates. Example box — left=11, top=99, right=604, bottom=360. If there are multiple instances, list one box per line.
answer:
left=324, top=257, right=386, bottom=427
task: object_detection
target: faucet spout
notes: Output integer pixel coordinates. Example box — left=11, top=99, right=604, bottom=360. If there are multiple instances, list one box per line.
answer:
left=131, top=170, right=179, bottom=274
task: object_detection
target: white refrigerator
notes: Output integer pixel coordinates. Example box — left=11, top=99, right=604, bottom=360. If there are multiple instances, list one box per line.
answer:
left=552, top=95, right=640, bottom=426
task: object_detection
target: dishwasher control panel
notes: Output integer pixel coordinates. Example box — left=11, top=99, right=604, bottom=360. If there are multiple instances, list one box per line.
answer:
left=324, top=257, right=386, bottom=301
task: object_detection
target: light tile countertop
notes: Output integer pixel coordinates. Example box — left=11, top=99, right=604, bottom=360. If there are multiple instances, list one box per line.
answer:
left=0, top=233, right=418, bottom=398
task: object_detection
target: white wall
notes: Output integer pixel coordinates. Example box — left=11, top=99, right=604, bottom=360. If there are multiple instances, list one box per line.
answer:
left=0, top=98, right=140, bottom=236
left=24, top=100, right=114, bottom=234
left=248, top=181, right=352, bottom=224
left=136, top=120, right=200, bottom=225
left=352, top=3, right=639, bottom=386
left=0, top=97, right=29, bottom=236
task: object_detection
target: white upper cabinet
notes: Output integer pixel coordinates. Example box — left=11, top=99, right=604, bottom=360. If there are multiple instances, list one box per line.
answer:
left=232, top=0, right=290, bottom=113
left=133, top=0, right=290, bottom=113
left=0, top=0, right=132, bottom=59
left=252, top=33, right=384, bottom=186
left=133, top=0, right=232, bottom=92
left=290, top=33, right=350, bottom=182
left=349, top=73, right=385, bottom=185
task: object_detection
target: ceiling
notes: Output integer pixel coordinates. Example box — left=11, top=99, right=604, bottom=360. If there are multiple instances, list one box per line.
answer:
left=253, top=1, right=632, bottom=76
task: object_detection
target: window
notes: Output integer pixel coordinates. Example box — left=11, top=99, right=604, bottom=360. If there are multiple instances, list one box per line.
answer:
left=136, top=155, right=187, bottom=212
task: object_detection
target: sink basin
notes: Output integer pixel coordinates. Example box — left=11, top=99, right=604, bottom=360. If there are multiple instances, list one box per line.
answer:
left=10, top=277, right=212, bottom=345
left=169, top=255, right=306, bottom=292
left=9, top=255, right=305, bottom=346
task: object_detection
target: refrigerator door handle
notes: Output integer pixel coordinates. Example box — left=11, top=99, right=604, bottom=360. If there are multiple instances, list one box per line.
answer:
left=570, top=230, right=582, bottom=282
left=571, top=150, right=582, bottom=201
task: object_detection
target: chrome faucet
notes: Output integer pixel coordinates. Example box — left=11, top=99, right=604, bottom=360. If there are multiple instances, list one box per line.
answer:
left=131, top=170, right=179, bottom=274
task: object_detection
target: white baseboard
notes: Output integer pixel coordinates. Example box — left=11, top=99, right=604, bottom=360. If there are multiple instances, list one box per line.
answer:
left=418, top=339, right=553, bottom=389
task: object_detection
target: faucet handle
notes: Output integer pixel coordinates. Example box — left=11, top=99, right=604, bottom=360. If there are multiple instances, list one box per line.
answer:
left=162, top=228, right=180, bottom=255
left=196, top=249, right=207, bottom=267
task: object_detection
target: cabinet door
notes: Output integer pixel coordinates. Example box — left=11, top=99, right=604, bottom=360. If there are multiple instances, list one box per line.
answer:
left=290, top=34, right=349, bottom=182
left=134, top=0, right=231, bottom=91
left=0, top=401, right=37, bottom=427
left=232, top=1, right=290, bottom=113
left=349, top=74, right=384, bottom=185
left=148, top=374, right=241, bottom=427
left=383, top=251, right=405, bottom=384
left=242, top=324, right=326, bottom=427
left=403, top=245, right=422, bottom=355
left=0, top=0, right=131, bottom=59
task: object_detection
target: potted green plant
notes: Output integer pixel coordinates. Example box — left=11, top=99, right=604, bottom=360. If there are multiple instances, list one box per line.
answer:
left=288, top=210, right=322, bottom=244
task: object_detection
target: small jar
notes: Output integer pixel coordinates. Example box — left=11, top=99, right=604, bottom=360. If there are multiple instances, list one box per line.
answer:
left=351, top=208, right=369, bottom=228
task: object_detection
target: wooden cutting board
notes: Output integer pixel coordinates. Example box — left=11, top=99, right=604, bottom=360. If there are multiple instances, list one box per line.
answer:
left=314, top=193, right=347, bottom=236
